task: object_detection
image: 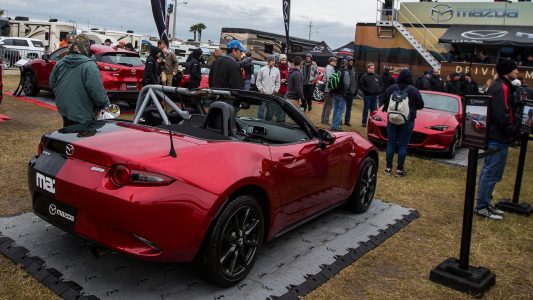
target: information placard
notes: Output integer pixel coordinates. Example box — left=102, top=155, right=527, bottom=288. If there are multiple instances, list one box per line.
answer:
left=520, top=99, right=533, bottom=134
left=462, top=95, right=491, bottom=150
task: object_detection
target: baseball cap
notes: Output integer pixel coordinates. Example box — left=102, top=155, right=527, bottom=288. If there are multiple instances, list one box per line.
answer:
left=227, top=40, right=247, bottom=52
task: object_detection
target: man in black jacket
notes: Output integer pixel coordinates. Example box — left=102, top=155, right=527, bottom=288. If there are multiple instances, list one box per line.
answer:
left=185, top=48, right=203, bottom=89
left=208, top=39, right=246, bottom=89
left=429, top=67, right=445, bottom=92
left=461, top=73, right=479, bottom=96
left=359, top=63, right=383, bottom=127
left=286, top=56, right=305, bottom=110
left=445, top=73, right=462, bottom=95
left=415, top=71, right=431, bottom=91
left=382, top=69, right=424, bottom=177
left=475, top=59, right=519, bottom=220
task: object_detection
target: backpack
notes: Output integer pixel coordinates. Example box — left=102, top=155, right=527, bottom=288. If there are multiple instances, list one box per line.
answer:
left=327, top=70, right=343, bottom=92
left=387, top=86, right=411, bottom=125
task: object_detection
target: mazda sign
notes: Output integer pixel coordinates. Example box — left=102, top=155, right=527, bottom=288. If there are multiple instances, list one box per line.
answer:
left=431, top=4, right=454, bottom=22
left=461, top=30, right=509, bottom=40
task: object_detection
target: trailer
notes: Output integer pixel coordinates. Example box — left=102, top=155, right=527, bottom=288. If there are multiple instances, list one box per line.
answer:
left=89, top=29, right=143, bottom=51
left=8, top=17, right=76, bottom=52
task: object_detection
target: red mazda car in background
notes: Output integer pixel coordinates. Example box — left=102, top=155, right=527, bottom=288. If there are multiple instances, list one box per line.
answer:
left=367, top=90, right=463, bottom=158
left=29, top=87, right=378, bottom=287
left=20, top=45, right=144, bottom=105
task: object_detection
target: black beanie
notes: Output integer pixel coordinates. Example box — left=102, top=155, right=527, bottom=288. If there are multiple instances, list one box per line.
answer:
left=496, top=59, right=517, bottom=76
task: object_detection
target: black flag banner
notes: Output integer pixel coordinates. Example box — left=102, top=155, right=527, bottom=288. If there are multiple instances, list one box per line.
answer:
left=282, top=0, right=291, bottom=54
left=151, top=0, right=169, bottom=45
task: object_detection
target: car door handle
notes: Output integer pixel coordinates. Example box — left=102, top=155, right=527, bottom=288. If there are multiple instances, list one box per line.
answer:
left=279, top=154, right=297, bottom=163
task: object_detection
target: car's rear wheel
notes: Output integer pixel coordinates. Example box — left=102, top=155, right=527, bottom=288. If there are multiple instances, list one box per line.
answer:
left=346, top=157, right=377, bottom=213
left=200, top=195, right=264, bottom=287
left=22, top=71, right=39, bottom=96
left=445, top=132, right=459, bottom=159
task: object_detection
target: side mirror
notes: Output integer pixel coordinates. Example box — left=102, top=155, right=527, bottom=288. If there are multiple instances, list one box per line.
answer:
left=42, top=53, right=50, bottom=62
left=318, top=128, right=336, bottom=149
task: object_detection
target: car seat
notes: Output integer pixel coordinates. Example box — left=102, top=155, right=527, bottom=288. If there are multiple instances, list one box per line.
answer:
left=203, top=101, right=236, bottom=137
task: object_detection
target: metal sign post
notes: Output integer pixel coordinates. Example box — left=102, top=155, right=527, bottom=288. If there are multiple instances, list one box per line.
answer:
left=430, top=95, right=495, bottom=296
left=496, top=132, right=533, bottom=216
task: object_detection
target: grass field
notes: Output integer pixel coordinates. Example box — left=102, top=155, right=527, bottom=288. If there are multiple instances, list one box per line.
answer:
left=0, top=73, right=532, bottom=299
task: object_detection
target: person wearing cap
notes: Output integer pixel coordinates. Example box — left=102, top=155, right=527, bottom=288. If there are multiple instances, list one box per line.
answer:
left=157, top=39, right=179, bottom=86
left=381, top=69, right=424, bottom=177
left=475, top=59, right=520, bottom=220
left=462, top=72, right=479, bottom=96
left=49, top=34, right=110, bottom=127
left=359, top=63, right=383, bottom=127
left=344, top=56, right=358, bottom=126
left=302, top=53, right=318, bottom=111
left=445, top=72, right=462, bottom=96
left=321, top=56, right=337, bottom=125
left=256, top=55, right=281, bottom=120
left=208, top=39, right=246, bottom=89
left=277, top=54, right=289, bottom=97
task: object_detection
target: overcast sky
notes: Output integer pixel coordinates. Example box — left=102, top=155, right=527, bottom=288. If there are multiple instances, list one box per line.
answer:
left=1, top=0, right=512, bottom=49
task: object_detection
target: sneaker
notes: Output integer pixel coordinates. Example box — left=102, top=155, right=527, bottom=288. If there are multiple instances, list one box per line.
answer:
left=384, top=168, right=392, bottom=176
left=476, top=207, right=503, bottom=220
left=344, top=122, right=351, bottom=126
left=489, top=205, right=505, bottom=215
left=395, top=170, right=406, bottom=177
left=300, top=107, right=306, bottom=112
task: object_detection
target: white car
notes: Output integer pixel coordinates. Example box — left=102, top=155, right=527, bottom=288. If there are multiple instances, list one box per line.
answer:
left=0, top=37, right=45, bottom=59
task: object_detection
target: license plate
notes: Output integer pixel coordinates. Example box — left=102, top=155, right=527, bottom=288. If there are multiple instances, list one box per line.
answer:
left=34, top=195, right=77, bottom=230
left=126, top=84, right=137, bottom=90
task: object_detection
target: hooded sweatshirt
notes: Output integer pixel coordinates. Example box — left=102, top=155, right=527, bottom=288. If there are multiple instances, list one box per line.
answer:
left=50, top=53, right=110, bottom=123
left=286, top=67, right=305, bottom=101
left=382, top=70, right=424, bottom=120
left=185, top=48, right=203, bottom=88
left=256, top=64, right=280, bottom=95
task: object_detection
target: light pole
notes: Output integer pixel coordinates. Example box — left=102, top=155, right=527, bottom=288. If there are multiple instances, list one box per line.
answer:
left=172, top=1, right=188, bottom=41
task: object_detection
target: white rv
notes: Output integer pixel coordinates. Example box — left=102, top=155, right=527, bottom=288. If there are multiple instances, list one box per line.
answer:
left=8, top=17, right=76, bottom=51
left=90, top=29, right=143, bottom=51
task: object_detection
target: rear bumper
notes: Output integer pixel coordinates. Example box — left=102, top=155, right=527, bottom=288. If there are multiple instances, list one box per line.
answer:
left=28, top=155, right=217, bottom=263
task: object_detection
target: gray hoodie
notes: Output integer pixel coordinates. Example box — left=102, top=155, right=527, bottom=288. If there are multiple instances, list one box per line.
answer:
left=50, top=53, right=110, bottom=123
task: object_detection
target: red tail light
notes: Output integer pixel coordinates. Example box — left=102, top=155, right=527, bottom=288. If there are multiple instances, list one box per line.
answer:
left=109, top=165, right=175, bottom=187
left=98, top=63, right=119, bottom=71
left=37, top=141, right=43, bottom=156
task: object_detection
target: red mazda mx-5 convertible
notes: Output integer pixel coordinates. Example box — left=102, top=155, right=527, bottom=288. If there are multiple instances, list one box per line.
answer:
left=28, top=87, right=378, bottom=286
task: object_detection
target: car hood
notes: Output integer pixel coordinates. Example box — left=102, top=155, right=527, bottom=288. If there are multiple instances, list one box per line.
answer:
left=415, top=108, right=456, bottom=127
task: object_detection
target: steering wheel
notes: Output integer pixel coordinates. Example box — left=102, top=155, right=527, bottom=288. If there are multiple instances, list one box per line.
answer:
left=235, top=118, right=250, bottom=141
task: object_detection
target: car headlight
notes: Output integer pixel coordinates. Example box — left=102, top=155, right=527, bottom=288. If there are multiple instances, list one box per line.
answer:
left=371, top=115, right=383, bottom=121
left=427, top=125, right=449, bottom=131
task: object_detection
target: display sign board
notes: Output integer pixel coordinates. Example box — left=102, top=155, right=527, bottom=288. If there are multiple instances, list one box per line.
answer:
left=521, top=99, right=533, bottom=134
left=399, top=2, right=533, bottom=26
left=462, top=95, right=491, bottom=149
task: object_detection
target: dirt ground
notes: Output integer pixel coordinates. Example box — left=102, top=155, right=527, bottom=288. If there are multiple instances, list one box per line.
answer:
left=0, top=73, right=532, bottom=299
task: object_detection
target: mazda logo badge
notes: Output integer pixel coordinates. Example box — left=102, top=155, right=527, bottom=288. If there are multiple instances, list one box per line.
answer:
left=461, top=30, right=509, bottom=40
left=431, top=4, right=454, bottom=22
left=49, top=204, right=57, bottom=215
left=65, top=144, right=74, bottom=156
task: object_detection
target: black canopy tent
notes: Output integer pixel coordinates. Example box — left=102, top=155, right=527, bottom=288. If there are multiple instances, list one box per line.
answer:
left=333, top=41, right=356, bottom=58
left=439, top=25, right=533, bottom=47
left=287, top=41, right=336, bottom=67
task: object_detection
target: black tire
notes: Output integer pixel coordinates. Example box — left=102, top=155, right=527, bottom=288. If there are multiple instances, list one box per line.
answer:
left=22, top=71, right=39, bottom=96
left=199, top=195, right=265, bottom=287
left=346, top=157, right=377, bottom=213
left=445, top=132, right=459, bottom=159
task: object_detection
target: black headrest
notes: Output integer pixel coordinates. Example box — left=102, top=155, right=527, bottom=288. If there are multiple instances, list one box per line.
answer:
left=203, top=101, right=236, bottom=137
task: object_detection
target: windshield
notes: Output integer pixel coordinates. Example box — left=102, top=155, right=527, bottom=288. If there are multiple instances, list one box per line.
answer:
left=32, top=40, right=45, bottom=48
left=422, top=93, right=459, bottom=113
left=97, top=53, right=144, bottom=67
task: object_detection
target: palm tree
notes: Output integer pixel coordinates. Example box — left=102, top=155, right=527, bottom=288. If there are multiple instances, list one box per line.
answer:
left=196, top=23, right=206, bottom=42
left=189, top=24, right=198, bottom=41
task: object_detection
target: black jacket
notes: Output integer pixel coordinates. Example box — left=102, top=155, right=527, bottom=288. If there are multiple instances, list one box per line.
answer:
left=487, top=78, right=517, bottom=143
left=462, top=80, right=479, bottom=96
left=382, top=70, right=396, bottom=90
left=359, top=73, right=383, bottom=96
left=142, top=46, right=161, bottom=86
left=208, top=54, right=243, bottom=89
left=382, top=84, right=424, bottom=120
left=286, top=67, right=305, bottom=101
left=239, top=57, right=253, bottom=80
left=415, top=76, right=431, bottom=91
left=429, top=75, right=445, bottom=92
left=445, top=80, right=461, bottom=95
left=185, top=48, right=203, bottom=89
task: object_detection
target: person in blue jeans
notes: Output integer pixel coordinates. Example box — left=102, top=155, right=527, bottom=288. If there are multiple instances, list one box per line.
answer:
left=475, top=59, right=519, bottom=220
left=358, top=63, right=383, bottom=127
left=331, top=60, right=351, bottom=131
left=381, top=69, right=424, bottom=177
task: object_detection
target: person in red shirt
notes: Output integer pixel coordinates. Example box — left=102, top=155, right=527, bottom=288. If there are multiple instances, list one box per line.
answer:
left=277, top=54, right=289, bottom=97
